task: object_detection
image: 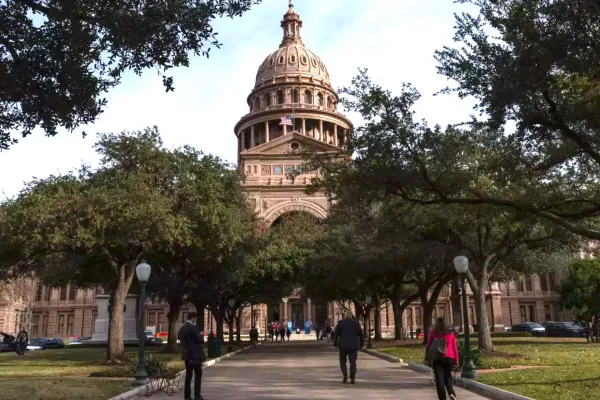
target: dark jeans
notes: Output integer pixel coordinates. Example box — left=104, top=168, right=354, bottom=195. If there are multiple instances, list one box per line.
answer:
left=338, top=348, right=358, bottom=377
left=433, top=358, right=456, bottom=400
left=184, top=360, right=202, bottom=399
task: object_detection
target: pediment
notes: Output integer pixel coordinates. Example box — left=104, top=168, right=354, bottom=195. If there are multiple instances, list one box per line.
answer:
left=241, top=132, right=339, bottom=157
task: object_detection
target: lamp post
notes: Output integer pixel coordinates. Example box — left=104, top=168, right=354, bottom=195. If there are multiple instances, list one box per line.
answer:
left=133, top=261, right=151, bottom=386
left=453, top=255, right=478, bottom=380
left=227, top=299, right=235, bottom=352
left=365, top=295, right=372, bottom=349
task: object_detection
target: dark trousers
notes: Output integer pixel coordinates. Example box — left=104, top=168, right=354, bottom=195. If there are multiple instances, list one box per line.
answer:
left=433, top=358, right=455, bottom=400
left=184, top=360, right=202, bottom=399
left=338, top=348, right=358, bottom=377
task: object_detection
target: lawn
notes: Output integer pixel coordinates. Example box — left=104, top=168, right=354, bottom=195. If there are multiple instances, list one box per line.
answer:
left=0, top=343, right=245, bottom=400
left=377, top=337, right=600, bottom=400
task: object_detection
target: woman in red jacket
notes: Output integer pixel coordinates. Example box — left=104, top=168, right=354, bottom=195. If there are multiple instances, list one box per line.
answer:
left=426, top=317, right=459, bottom=400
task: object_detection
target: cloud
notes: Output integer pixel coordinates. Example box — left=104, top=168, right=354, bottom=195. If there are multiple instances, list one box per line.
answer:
left=0, top=0, right=477, bottom=198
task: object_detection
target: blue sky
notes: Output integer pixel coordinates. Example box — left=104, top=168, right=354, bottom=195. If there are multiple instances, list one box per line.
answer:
left=0, top=0, right=477, bottom=198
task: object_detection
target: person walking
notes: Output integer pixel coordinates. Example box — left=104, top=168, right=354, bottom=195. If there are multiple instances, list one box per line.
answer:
left=333, top=311, right=364, bottom=384
left=426, top=317, right=459, bottom=400
left=179, top=312, right=206, bottom=400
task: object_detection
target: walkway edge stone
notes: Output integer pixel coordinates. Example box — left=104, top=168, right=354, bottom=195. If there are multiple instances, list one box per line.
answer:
left=406, top=363, right=535, bottom=400
left=107, top=344, right=255, bottom=400
left=361, top=348, right=404, bottom=364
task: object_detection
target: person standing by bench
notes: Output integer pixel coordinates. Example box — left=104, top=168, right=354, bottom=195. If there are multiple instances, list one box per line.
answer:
left=179, top=312, right=205, bottom=400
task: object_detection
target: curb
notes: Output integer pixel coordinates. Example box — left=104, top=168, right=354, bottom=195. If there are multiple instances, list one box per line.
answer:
left=406, top=363, right=535, bottom=400
left=107, top=344, right=254, bottom=400
left=361, top=348, right=404, bottom=364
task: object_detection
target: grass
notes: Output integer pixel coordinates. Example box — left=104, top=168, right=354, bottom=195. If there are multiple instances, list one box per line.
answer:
left=376, top=337, right=600, bottom=400
left=0, top=342, right=246, bottom=400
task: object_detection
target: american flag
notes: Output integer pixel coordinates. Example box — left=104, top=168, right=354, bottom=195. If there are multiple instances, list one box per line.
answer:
left=279, top=115, right=293, bottom=126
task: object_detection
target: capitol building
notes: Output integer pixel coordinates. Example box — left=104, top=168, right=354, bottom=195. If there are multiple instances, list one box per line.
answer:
left=0, top=2, right=571, bottom=340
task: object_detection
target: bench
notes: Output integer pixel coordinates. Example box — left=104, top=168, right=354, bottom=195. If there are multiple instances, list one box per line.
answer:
left=145, top=372, right=182, bottom=397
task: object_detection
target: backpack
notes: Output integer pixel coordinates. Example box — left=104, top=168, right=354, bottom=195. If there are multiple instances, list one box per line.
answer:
left=426, top=337, right=447, bottom=364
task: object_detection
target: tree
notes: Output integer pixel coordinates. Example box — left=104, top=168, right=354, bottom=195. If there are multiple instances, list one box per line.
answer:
left=558, top=258, right=600, bottom=340
left=424, top=0, right=600, bottom=239
left=0, top=0, right=260, bottom=150
left=2, top=128, right=180, bottom=362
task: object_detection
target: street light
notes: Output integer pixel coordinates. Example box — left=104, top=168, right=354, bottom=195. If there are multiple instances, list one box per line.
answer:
left=133, top=261, right=151, bottom=386
left=227, top=299, right=235, bottom=352
left=365, top=295, right=373, bottom=349
left=453, top=255, right=478, bottom=380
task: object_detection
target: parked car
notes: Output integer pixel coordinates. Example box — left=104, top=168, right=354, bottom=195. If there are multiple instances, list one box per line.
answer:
left=545, top=322, right=585, bottom=337
left=145, top=330, right=163, bottom=346
left=511, top=322, right=546, bottom=337
left=67, top=337, right=92, bottom=345
left=27, top=339, right=49, bottom=351
left=0, top=332, right=17, bottom=352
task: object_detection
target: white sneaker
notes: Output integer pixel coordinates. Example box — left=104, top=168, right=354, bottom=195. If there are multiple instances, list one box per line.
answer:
left=449, top=395, right=457, bottom=400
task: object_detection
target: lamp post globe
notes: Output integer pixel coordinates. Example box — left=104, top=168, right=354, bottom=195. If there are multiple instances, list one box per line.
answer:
left=228, top=299, right=235, bottom=308
left=453, top=255, right=478, bottom=380
left=133, top=262, right=151, bottom=386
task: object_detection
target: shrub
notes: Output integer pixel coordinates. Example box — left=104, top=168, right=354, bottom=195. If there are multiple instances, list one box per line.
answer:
left=457, top=339, right=487, bottom=369
left=129, top=354, right=167, bottom=378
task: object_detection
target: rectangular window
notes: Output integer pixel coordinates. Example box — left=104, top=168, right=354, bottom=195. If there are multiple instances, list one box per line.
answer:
left=432, top=307, right=437, bottom=320
left=66, top=314, right=74, bottom=336
left=520, top=306, right=527, bottom=322
left=148, top=312, right=156, bottom=326
left=407, top=308, right=413, bottom=327
left=60, top=286, right=67, bottom=301
left=31, top=314, right=40, bottom=335
left=181, top=311, right=189, bottom=324
left=525, top=275, right=533, bottom=292
left=44, top=287, right=52, bottom=301
left=549, top=274, right=558, bottom=291
left=415, top=307, right=422, bottom=326
left=516, top=280, right=524, bottom=292
left=439, top=307, right=446, bottom=320
left=35, top=285, right=43, bottom=302
left=544, top=305, right=552, bottom=322
left=158, top=313, right=165, bottom=331
left=58, top=314, right=65, bottom=335
left=540, top=274, right=548, bottom=292
left=469, top=305, right=476, bottom=325
left=69, top=285, right=77, bottom=301
left=528, top=305, right=536, bottom=323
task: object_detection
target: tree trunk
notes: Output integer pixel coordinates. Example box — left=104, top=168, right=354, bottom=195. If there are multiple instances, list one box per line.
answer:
left=211, top=305, right=224, bottom=342
left=106, top=262, right=136, bottom=363
left=474, top=285, right=493, bottom=351
left=193, top=300, right=205, bottom=343
left=374, top=295, right=382, bottom=340
left=235, top=312, right=242, bottom=342
left=228, top=320, right=234, bottom=345
left=166, top=299, right=182, bottom=353
left=390, top=290, right=403, bottom=340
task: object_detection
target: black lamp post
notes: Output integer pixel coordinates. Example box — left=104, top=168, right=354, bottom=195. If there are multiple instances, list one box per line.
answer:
left=133, top=261, right=151, bottom=386
left=365, top=295, right=373, bottom=349
left=453, top=255, right=478, bottom=380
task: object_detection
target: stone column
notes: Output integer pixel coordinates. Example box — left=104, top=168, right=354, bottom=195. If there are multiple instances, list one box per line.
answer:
left=319, top=120, right=324, bottom=141
left=334, top=124, right=338, bottom=146
left=283, top=297, right=288, bottom=325
left=250, top=126, right=255, bottom=148
left=265, top=121, right=270, bottom=142
left=490, top=282, right=505, bottom=332
left=241, top=130, right=246, bottom=150
left=307, top=298, right=312, bottom=322
left=302, top=118, right=306, bottom=135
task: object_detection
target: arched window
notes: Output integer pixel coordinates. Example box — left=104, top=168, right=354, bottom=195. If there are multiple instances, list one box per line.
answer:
left=327, top=96, right=333, bottom=109
left=291, top=89, right=299, bottom=103
left=265, top=93, right=272, bottom=107
left=304, top=90, right=312, bottom=104
left=254, top=97, right=261, bottom=111
left=317, top=93, right=324, bottom=106
left=277, top=90, right=284, bottom=105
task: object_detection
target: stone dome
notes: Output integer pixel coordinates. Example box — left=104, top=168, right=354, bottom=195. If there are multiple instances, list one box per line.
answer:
left=255, top=45, right=330, bottom=86
left=254, top=1, right=331, bottom=87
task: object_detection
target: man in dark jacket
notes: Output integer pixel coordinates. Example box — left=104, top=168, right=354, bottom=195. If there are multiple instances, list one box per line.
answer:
left=333, top=311, right=364, bottom=384
left=178, top=312, right=206, bottom=400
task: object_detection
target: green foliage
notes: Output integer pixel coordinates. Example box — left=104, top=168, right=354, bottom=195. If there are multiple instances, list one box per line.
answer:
left=557, top=258, right=600, bottom=323
left=457, top=339, right=486, bottom=369
left=129, top=355, right=167, bottom=378
left=0, top=0, right=260, bottom=150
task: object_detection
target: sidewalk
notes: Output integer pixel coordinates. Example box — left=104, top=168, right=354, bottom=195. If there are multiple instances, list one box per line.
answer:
left=152, top=341, right=490, bottom=399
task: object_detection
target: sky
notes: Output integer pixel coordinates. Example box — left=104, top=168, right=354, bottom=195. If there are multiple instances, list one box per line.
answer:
left=0, top=0, right=478, bottom=199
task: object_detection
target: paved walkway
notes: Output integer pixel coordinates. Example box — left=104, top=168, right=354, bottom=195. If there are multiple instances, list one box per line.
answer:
left=153, top=341, right=490, bottom=400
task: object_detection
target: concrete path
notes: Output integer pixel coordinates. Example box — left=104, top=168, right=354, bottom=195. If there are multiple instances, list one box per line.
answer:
left=153, top=341, right=490, bottom=400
